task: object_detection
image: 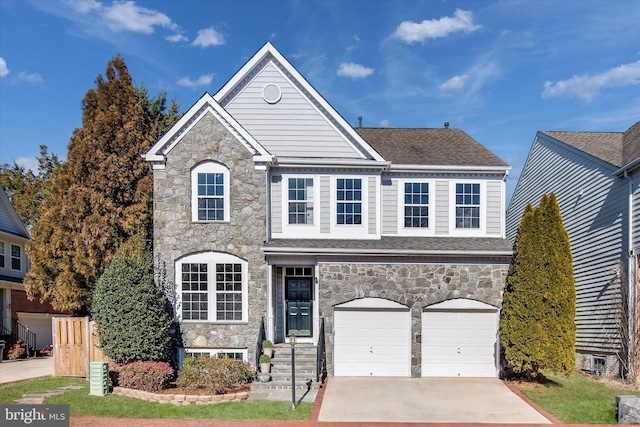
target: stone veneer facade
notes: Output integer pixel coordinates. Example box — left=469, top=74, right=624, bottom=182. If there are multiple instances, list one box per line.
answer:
left=153, top=112, right=268, bottom=368
left=318, top=262, right=508, bottom=377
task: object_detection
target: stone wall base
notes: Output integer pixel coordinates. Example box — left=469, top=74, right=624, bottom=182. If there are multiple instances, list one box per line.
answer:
left=112, top=387, right=249, bottom=405
left=616, top=395, right=640, bottom=424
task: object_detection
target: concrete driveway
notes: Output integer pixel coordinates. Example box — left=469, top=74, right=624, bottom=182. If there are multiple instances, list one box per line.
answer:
left=0, top=357, right=54, bottom=384
left=318, top=377, right=552, bottom=424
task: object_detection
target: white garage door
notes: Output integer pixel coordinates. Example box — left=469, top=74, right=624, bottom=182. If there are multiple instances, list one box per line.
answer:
left=334, top=298, right=411, bottom=377
left=422, top=299, right=498, bottom=378
left=17, top=313, right=54, bottom=350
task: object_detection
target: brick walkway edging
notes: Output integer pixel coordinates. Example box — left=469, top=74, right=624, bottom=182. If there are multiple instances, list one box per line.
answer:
left=112, top=386, right=249, bottom=406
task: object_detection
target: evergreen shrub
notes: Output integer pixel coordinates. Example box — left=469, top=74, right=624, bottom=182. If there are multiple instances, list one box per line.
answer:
left=176, top=357, right=253, bottom=394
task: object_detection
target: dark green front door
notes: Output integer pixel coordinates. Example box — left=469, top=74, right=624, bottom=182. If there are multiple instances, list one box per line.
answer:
left=286, top=277, right=312, bottom=336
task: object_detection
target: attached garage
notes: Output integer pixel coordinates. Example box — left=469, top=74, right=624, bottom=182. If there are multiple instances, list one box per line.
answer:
left=17, top=312, right=56, bottom=350
left=333, top=298, right=411, bottom=377
left=422, top=299, right=498, bottom=378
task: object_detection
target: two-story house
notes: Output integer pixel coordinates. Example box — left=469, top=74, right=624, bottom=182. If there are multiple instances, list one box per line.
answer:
left=507, top=122, right=640, bottom=380
left=145, top=42, right=512, bottom=378
left=0, top=187, right=67, bottom=356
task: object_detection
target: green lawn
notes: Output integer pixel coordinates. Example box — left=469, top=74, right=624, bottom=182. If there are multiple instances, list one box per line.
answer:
left=0, top=377, right=312, bottom=420
left=514, top=372, right=640, bottom=424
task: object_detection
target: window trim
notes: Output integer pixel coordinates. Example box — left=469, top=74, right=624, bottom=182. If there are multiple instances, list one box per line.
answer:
left=179, top=348, right=248, bottom=367
left=176, top=252, right=248, bottom=323
left=448, top=180, right=486, bottom=236
left=10, top=244, right=21, bottom=271
left=191, top=162, right=230, bottom=223
left=0, top=241, right=5, bottom=269
left=287, top=177, right=315, bottom=225
left=397, top=179, right=434, bottom=236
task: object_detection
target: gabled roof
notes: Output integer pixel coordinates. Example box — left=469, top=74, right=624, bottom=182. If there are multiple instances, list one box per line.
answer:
left=213, top=42, right=386, bottom=164
left=144, top=93, right=273, bottom=170
left=0, top=186, right=29, bottom=240
left=541, top=131, right=624, bottom=167
left=355, top=128, right=509, bottom=169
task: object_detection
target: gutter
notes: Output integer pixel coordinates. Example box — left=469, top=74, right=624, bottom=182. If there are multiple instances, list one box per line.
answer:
left=261, top=246, right=512, bottom=257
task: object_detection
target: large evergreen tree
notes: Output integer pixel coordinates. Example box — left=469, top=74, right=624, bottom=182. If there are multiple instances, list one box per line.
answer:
left=24, top=55, right=156, bottom=313
left=500, top=193, right=576, bottom=377
left=0, top=145, right=60, bottom=227
left=137, top=85, right=182, bottom=140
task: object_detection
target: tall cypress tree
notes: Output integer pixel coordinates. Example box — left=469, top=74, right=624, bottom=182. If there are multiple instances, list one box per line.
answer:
left=500, top=193, right=576, bottom=377
left=24, top=55, right=156, bottom=313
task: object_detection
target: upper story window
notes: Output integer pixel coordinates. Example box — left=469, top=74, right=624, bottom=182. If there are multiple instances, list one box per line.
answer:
left=337, top=178, right=362, bottom=225
left=0, top=242, right=4, bottom=268
left=455, top=183, right=480, bottom=229
left=288, top=178, right=314, bottom=225
left=10, top=244, right=21, bottom=270
left=191, top=162, right=230, bottom=222
left=177, top=252, right=248, bottom=323
left=404, top=182, right=429, bottom=228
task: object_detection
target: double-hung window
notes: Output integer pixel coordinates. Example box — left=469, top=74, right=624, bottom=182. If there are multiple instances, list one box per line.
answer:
left=404, top=182, right=429, bottom=228
left=178, top=252, right=247, bottom=322
left=0, top=242, right=4, bottom=268
left=288, top=178, right=313, bottom=224
left=337, top=178, right=362, bottom=225
left=191, top=162, right=230, bottom=222
left=10, top=244, right=21, bottom=271
left=455, top=183, right=480, bottom=229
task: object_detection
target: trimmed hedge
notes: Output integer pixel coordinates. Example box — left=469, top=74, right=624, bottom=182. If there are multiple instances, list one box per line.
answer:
left=111, top=361, right=173, bottom=392
left=176, top=357, right=253, bottom=395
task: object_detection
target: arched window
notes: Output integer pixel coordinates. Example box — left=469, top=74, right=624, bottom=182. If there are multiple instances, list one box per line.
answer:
left=191, top=162, right=230, bottom=222
left=176, top=252, right=248, bottom=323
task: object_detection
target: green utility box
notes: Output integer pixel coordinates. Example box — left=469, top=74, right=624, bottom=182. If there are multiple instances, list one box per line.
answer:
left=89, top=361, right=109, bottom=396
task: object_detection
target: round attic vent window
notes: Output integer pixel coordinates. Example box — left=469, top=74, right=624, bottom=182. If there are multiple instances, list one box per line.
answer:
left=262, top=83, right=282, bottom=104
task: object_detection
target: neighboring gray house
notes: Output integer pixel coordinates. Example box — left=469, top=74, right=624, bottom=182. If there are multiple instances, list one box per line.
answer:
left=0, top=187, right=67, bottom=356
left=145, top=42, right=512, bottom=379
left=506, top=121, right=640, bottom=378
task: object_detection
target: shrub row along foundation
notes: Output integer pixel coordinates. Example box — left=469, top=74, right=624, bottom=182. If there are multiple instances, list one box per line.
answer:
left=112, top=387, right=249, bottom=405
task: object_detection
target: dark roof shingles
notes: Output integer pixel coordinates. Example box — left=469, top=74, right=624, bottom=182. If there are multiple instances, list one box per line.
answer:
left=355, top=127, right=508, bottom=167
left=542, top=131, right=624, bottom=167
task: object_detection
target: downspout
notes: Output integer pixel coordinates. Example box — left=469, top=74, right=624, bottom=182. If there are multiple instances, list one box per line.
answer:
left=623, top=169, right=636, bottom=379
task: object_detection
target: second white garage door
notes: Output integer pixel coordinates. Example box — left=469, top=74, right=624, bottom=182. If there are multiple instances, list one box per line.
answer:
left=334, top=298, right=411, bottom=377
left=422, top=299, right=498, bottom=378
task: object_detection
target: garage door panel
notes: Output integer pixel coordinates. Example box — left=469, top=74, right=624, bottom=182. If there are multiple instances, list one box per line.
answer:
left=422, top=307, right=498, bottom=378
left=334, top=309, right=410, bottom=377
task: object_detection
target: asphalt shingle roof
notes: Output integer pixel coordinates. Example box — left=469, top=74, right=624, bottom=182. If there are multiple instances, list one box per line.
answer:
left=355, top=127, right=509, bottom=167
left=542, top=131, right=624, bottom=167
left=263, top=236, right=512, bottom=255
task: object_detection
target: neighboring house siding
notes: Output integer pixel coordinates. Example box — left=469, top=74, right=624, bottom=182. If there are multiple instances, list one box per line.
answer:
left=506, top=133, right=628, bottom=362
left=153, top=112, right=268, bottom=363
left=631, top=171, right=640, bottom=252
left=368, top=177, right=377, bottom=235
left=223, top=62, right=362, bottom=159
left=320, top=176, right=330, bottom=234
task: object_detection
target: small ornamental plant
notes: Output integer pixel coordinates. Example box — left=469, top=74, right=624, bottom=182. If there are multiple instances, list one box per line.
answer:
left=116, top=361, right=173, bottom=392
left=8, top=340, right=26, bottom=360
left=176, top=357, right=253, bottom=394
left=259, top=354, right=271, bottom=364
left=262, top=340, right=273, bottom=349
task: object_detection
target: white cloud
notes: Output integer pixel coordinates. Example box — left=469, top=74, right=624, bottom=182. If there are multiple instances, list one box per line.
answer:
left=63, top=0, right=101, bottom=14
left=15, top=156, right=39, bottom=172
left=103, top=1, right=174, bottom=34
left=542, top=61, right=640, bottom=102
left=337, top=62, right=374, bottom=79
left=177, top=74, right=213, bottom=90
left=166, top=33, right=187, bottom=43
left=379, top=119, right=390, bottom=127
left=394, top=9, right=481, bottom=43
left=439, top=74, right=468, bottom=90
left=16, top=72, right=43, bottom=84
left=0, top=57, right=9, bottom=78
left=192, top=27, right=225, bottom=47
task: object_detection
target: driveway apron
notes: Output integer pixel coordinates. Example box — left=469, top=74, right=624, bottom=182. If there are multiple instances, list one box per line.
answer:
left=318, top=377, right=552, bottom=424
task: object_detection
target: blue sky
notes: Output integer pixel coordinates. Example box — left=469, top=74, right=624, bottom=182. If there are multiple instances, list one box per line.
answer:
left=1, top=0, right=639, bottom=201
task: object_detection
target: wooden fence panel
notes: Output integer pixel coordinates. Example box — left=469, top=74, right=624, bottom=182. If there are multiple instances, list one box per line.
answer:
left=53, top=317, right=88, bottom=377
left=89, top=320, right=109, bottom=362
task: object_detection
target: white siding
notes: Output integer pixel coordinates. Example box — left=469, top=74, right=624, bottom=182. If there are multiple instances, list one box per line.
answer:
left=381, top=178, right=397, bottom=234
left=224, top=62, right=363, bottom=159
left=368, top=177, right=377, bottom=235
left=506, top=133, right=628, bottom=358
left=320, top=176, right=330, bottom=234
left=486, top=180, right=503, bottom=236
left=271, top=174, right=282, bottom=234
left=435, top=181, right=449, bottom=235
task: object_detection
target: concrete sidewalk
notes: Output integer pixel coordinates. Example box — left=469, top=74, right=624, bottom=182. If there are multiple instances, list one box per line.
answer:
left=0, top=357, right=53, bottom=384
left=318, top=377, right=552, bottom=424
